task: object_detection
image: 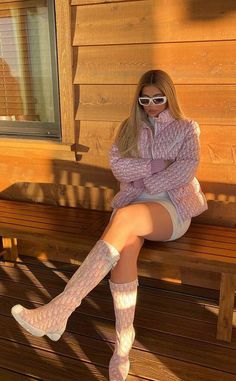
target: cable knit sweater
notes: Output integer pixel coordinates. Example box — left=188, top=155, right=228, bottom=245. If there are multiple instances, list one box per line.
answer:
left=109, top=108, right=208, bottom=222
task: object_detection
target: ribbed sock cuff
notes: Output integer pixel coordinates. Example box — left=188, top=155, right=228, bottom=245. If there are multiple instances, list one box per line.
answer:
left=109, top=279, right=139, bottom=292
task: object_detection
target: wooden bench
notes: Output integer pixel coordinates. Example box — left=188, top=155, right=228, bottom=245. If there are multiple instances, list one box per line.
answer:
left=0, top=199, right=235, bottom=343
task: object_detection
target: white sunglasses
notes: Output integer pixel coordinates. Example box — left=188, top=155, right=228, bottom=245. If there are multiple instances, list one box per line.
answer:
left=138, top=95, right=167, bottom=106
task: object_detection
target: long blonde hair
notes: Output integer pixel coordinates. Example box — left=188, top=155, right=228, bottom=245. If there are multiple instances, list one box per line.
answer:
left=115, top=70, right=185, bottom=157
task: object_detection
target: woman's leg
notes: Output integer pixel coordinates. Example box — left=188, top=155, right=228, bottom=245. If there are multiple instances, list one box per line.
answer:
left=11, top=202, right=172, bottom=345
left=107, top=203, right=172, bottom=380
left=11, top=240, right=120, bottom=340
left=110, top=235, right=144, bottom=283
left=101, top=201, right=173, bottom=253
left=109, top=279, right=138, bottom=381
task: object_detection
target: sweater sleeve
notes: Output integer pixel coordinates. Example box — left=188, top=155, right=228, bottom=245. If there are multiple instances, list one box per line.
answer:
left=109, top=144, right=152, bottom=182
left=143, top=121, right=200, bottom=193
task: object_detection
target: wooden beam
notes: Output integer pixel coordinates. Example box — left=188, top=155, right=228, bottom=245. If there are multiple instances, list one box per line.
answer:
left=2, top=237, right=18, bottom=265
left=217, top=273, right=236, bottom=342
left=55, top=0, right=75, bottom=144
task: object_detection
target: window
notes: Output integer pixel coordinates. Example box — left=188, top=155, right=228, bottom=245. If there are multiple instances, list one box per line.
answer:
left=0, top=0, right=60, bottom=139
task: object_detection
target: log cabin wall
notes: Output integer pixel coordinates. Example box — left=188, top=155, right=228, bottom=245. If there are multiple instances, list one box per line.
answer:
left=0, top=0, right=235, bottom=288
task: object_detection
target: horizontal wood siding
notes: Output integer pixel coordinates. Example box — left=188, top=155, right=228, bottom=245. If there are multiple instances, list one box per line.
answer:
left=72, top=0, right=236, bottom=225
left=74, top=41, right=236, bottom=85
left=76, top=84, right=236, bottom=125
left=73, top=0, right=236, bottom=45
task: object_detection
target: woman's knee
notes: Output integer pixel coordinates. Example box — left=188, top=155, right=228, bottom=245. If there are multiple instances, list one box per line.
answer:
left=111, top=206, right=135, bottom=230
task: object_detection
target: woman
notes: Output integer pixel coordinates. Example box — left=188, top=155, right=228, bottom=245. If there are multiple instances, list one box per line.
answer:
left=11, top=70, right=207, bottom=381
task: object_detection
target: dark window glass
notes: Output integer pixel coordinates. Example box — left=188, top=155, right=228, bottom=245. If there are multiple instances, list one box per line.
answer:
left=0, top=0, right=60, bottom=139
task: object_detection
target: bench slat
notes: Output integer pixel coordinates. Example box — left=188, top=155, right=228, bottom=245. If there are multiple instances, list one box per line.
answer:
left=0, top=213, right=105, bottom=234
left=185, top=231, right=236, bottom=244
left=188, top=224, right=236, bottom=237
left=1, top=208, right=235, bottom=251
left=141, top=246, right=236, bottom=273
left=0, top=214, right=235, bottom=259
left=1, top=223, right=236, bottom=273
left=164, top=239, right=236, bottom=254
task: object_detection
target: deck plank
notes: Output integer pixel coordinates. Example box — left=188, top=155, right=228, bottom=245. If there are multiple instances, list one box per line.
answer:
left=0, top=368, right=38, bottom=381
left=1, top=208, right=235, bottom=251
left=0, top=258, right=236, bottom=380
left=1, top=303, right=236, bottom=381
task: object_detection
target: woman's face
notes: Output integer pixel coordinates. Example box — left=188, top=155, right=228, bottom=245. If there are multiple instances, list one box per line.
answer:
left=140, top=85, right=167, bottom=117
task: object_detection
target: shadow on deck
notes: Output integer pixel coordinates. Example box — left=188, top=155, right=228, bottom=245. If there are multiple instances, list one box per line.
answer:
left=0, top=256, right=235, bottom=381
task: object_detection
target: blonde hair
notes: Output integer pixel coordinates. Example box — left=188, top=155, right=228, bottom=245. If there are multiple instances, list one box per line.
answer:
left=115, top=70, right=185, bottom=157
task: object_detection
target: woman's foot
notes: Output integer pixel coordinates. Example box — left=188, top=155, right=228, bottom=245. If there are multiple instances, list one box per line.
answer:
left=11, top=295, right=70, bottom=341
left=109, top=280, right=138, bottom=380
left=109, top=328, right=135, bottom=380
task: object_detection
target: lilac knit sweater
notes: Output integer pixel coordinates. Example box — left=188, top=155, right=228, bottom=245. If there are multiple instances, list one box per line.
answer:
left=109, top=108, right=208, bottom=222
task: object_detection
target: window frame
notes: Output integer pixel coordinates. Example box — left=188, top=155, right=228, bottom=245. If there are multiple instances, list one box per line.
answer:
left=0, top=0, right=61, bottom=140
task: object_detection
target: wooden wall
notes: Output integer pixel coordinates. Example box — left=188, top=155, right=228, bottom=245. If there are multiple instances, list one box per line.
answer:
left=0, top=0, right=235, bottom=224
left=72, top=0, right=236, bottom=226
left=0, top=0, right=235, bottom=287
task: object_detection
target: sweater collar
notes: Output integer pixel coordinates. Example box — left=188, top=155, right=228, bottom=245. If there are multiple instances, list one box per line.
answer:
left=143, top=108, right=175, bottom=133
left=150, top=108, right=175, bottom=124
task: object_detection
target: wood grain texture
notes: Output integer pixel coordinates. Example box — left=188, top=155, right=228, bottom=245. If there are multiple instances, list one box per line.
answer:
left=74, top=41, right=236, bottom=85
left=72, top=0, right=132, bottom=4
left=2, top=237, right=18, bottom=262
left=0, top=368, right=37, bottom=381
left=54, top=0, right=75, bottom=143
left=197, top=164, right=236, bottom=185
left=0, top=200, right=236, bottom=274
left=73, top=0, right=236, bottom=46
left=0, top=0, right=235, bottom=232
left=217, top=273, right=236, bottom=341
left=75, top=84, right=236, bottom=125
left=78, top=121, right=236, bottom=158
left=1, top=260, right=236, bottom=380
left=79, top=122, right=236, bottom=166
left=77, top=121, right=236, bottom=184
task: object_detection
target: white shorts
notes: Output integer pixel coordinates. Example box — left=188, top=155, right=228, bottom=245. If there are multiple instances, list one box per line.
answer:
left=111, top=196, right=191, bottom=241
left=145, top=199, right=191, bottom=241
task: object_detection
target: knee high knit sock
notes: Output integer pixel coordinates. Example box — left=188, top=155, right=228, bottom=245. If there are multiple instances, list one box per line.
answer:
left=109, top=279, right=138, bottom=381
left=11, top=240, right=120, bottom=341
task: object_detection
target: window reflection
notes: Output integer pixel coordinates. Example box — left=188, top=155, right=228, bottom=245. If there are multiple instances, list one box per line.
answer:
left=0, top=1, right=55, bottom=123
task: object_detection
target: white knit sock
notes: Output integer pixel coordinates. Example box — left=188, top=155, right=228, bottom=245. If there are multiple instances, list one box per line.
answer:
left=11, top=240, right=120, bottom=341
left=109, top=279, right=138, bottom=381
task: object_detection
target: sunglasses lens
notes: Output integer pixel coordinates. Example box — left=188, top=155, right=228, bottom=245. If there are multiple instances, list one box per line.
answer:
left=139, top=98, right=150, bottom=106
left=153, top=97, right=166, bottom=105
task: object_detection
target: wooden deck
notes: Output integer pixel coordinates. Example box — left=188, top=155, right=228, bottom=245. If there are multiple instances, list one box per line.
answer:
left=0, top=256, right=235, bottom=381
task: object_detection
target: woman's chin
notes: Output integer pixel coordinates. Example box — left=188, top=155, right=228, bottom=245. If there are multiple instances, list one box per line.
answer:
left=147, top=111, right=160, bottom=117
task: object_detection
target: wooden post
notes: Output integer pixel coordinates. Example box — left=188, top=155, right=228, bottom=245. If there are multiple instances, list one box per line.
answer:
left=54, top=0, right=75, bottom=144
left=217, top=273, right=235, bottom=342
left=1, top=237, right=18, bottom=266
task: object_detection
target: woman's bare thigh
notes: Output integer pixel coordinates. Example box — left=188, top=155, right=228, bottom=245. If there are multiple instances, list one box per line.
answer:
left=133, top=202, right=173, bottom=241
left=106, top=202, right=173, bottom=243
